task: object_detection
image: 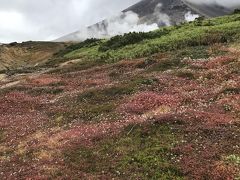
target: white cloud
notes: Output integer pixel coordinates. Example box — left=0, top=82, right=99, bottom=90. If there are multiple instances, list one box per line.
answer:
left=185, top=11, right=199, bottom=22
left=1, top=0, right=240, bottom=43
left=0, top=0, right=140, bottom=43
left=0, top=11, right=38, bottom=42
left=183, top=0, right=240, bottom=9
left=0, top=11, right=24, bottom=30
left=57, top=3, right=172, bottom=42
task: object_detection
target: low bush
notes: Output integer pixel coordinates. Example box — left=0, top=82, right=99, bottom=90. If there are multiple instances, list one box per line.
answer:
left=98, top=28, right=172, bottom=52
left=54, top=38, right=101, bottom=58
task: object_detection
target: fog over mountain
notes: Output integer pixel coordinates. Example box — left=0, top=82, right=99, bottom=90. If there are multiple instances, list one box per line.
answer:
left=56, top=0, right=240, bottom=42
left=1, top=0, right=240, bottom=43
left=56, top=0, right=198, bottom=42
left=182, top=0, right=239, bottom=17
left=0, top=0, right=139, bottom=43
left=184, top=0, right=240, bottom=9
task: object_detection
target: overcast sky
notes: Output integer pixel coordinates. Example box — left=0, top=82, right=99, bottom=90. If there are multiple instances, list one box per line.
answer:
left=0, top=0, right=239, bottom=43
left=0, top=0, right=139, bottom=43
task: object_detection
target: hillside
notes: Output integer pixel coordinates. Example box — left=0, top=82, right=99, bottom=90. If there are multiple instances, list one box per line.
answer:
left=182, top=0, right=233, bottom=17
left=0, top=41, right=67, bottom=72
left=56, top=0, right=238, bottom=42
left=0, top=13, right=240, bottom=179
left=56, top=0, right=199, bottom=42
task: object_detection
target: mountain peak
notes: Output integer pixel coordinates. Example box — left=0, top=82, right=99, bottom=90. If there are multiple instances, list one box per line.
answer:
left=55, top=0, right=234, bottom=42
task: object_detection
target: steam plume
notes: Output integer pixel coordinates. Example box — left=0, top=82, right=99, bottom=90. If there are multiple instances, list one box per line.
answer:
left=56, top=3, right=171, bottom=42
left=185, top=11, right=199, bottom=22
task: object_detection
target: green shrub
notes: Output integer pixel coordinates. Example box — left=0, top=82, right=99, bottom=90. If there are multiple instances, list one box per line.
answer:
left=225, top=154, right=240, bottom=165
left=99, top=28, right=172, bottom=52
left=149, top=58, right=184, bottom=72
left=233, top=9, right=240, bottom=14
left=193, top=16, right=205, bottom=26
left=54, top=38, right=101, bottom=58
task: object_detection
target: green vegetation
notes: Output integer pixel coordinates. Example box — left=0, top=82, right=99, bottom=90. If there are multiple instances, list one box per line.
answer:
left=0, top=67, right=40, bottom=76
left=28, top=87, right=64, bottom=96
left=49, top=83, right=138, bottom=125
left=64, top=123, right=184, bottom=179
left=59, top=13, right=240, bottom=66
left=98, top=28, right=172, bottom=52
left=45, top=38, right=102, bottom=67
left=0, top=86, right=64, bottom=96
left=49, top=74, right=164, bottom=126
left=221, top=87, right=240, bottom=95
left=137, top=77, right=159, bottom=85
left=0, top=86, right=29, bottom=96
left=0, top=129, right=4, bottom=143
left=148, top=58, right=184, bottom=72
left=41, top=13, right=240, bottom=74
left=225, top=155, right=240, bottom=165
left=1, top=13, right=240, bottom=179
left=233, top=9, right=240, bottom=14
left=77, top=85, right=135, bottom=103
left=53, top=38, right=101, bottom=58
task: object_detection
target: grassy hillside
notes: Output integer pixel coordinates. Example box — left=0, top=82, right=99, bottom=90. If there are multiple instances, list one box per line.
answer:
left=0, top=13, right=239, bottom=179
left=46, top=13, right=240, bottom=69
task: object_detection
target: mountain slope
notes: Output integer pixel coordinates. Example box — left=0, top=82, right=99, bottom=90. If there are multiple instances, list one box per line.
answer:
left=56, top=0, right=199, bottom=42
left=124, top=0, right=196, bottom=24
left=182, top=0, right=233, bottom=17
left=0, top=13, right=240, bottom=179
left=56, top=0, right=238, bottom=42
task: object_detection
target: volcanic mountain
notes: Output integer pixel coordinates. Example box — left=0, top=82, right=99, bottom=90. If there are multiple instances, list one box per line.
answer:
left=55, top=0, right=236, bottom=42
left=56, top=0, right=197, bottom=42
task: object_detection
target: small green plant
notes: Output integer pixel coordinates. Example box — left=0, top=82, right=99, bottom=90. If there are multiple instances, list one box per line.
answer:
left=148, top=58, right=184, bottom=72
left=221, top=88, right=240, bottom=95
left=193, top=16, right=205, bottom=26
left=223, top=104, right=232, bottom=112
left=0, top=129, right=5, bottom=143
left=28, top=88, right=64, bottom=96
left=225, top=154, right=240, bottom=165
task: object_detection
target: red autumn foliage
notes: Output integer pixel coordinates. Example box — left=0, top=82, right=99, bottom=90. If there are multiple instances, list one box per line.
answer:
left=120, top=91, right=181, bottom=114
left=210, top=162, right=239, bottom=180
